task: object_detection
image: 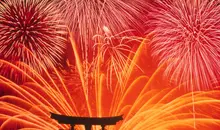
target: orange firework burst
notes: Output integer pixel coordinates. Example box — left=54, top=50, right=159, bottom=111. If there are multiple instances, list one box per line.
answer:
left=0, top=36, right=219, bottom=130
left=0, top=0, right=67, bottom=82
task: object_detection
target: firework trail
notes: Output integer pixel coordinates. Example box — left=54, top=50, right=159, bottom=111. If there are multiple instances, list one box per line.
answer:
left=92, top=26, right=143, bottom=90
left=0, top=38, right=220, bottom=130
left=0, top=0, right=67, bottom=82
left=147, top=0, right=220, bottom=91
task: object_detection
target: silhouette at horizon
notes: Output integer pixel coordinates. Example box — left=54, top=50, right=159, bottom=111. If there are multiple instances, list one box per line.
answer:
left=50, top=112, right=123, bottom=130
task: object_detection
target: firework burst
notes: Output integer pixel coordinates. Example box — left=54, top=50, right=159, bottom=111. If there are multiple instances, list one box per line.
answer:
left=0, top=38, right=220, bottom=130
left=0, top=59, right=220, bottom=130
left=59, top=0, right=146, bottom=44
left=0, top=0, right=67, bottom=82
left=147, top=0, right=220, bottom=90
left=58, top=0, right=147, bottom=88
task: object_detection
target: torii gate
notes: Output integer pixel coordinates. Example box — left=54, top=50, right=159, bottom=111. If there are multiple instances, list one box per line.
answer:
left=50, top=112, right=123, bottom=130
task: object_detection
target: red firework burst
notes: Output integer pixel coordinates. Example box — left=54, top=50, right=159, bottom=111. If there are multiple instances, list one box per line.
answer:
left=0, top=0, right=67, bottom=82
left=147, top=0, right=220, bottom=90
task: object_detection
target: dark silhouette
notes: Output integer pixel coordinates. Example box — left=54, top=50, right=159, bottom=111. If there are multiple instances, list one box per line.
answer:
left=50, top=112, right=123, bottom=130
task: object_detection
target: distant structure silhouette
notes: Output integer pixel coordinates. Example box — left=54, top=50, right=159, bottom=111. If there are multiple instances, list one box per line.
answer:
left=50, top=112, right=123, bottom=130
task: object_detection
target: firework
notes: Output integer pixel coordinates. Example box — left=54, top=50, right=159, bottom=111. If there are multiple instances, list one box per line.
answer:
left=59, top=0, right=146, bottom=45
left=0, top=0, right=67, bottom=82
left=57, top=0, right=147, bottom=88
left=147, top=0, right=220, bottom=90
left=0, top=37, right=220, bottom=130
left=0, top=62, right=220, bottom=130
left=92, top=26, right=143, bottom=90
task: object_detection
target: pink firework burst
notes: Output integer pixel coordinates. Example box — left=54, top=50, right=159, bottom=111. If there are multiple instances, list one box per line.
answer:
left=147, top=0, right=220, bottom=90
left=58, top=0, right=147, bottom=59
left=0, top=0, right=67, bottom=82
